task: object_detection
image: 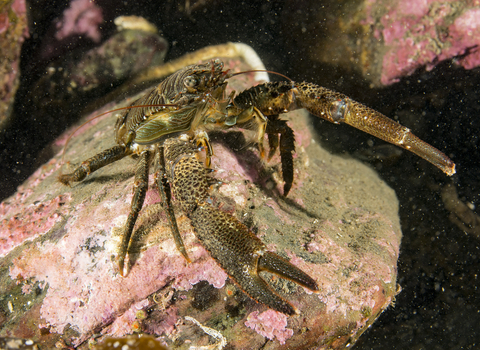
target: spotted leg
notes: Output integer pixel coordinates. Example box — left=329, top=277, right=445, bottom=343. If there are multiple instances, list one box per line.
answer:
left=58, top=145, right=130, bottom=185
left=117, top=150, right=150, bottom=275
left=154, top=145, right=190, bottom=263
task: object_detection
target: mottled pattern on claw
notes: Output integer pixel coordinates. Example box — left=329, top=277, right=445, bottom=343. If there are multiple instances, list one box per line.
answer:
left=191, top=204, right=317, bottom=315
left=163, top=137, right=318, bottom=315
left=293, top=82, right=456, bottom=176
left=232, top=81, right=456, bottom=177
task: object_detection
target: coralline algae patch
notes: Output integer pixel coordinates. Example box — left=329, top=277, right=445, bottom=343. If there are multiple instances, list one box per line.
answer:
left=0, top=158, right=69, bottom=257
left=7, top=192, right=227, bottom=341
left=245, top=310, right=293, bottom=345
left=369, top=0, right=480, bottom=84
left=54, top=0, right=103, bottom=43
left=303, top=218, right=398, bottom=319
left=1, top=132, right=226, bottom=343
left=285, top=0, right=480, bottom=87
left=0, top=194, right=69, bottom=256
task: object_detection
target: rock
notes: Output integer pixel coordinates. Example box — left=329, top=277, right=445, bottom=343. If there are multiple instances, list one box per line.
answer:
left=0, top=16, right=168, bottom=204
left=29, top=23, right=168, bottom=121
left=0, top=0, right=28, bottom=131
left=0, top=53, right=401, bottom=349
left=283, top=0, right=480, bottom=86
left=54, top=0, right=103, bottom=44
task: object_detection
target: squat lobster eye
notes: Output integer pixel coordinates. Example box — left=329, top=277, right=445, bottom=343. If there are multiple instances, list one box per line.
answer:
left=329, top=98, right=348, bottom=123
left=184, top=75, right=198, bottom=88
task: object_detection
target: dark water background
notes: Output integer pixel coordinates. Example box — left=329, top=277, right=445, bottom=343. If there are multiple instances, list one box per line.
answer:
left=1, top=1, right=479, bottom=349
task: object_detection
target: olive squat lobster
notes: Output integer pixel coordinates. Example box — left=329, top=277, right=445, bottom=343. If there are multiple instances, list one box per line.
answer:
left=58, top=60, right=455, bottom=316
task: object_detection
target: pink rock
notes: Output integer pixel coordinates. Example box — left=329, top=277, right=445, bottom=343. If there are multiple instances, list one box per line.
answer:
left=374, top=0, right=480, bottom=84
left=0, top=57, right=401, bottom=349
left=55, top=0, right=103, bottom=43
left=446, top=8, right=480, bottom=69
left=245, top=310, right=294, bottom=345
left=283, top=0, right=480, bottom=86
left=0, top=0, right=29, bottom=129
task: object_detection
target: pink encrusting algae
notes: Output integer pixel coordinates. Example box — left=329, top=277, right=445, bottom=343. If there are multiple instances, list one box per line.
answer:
left=0, top=158, right=67, bottom=257
left=8, top=196, right=227, bottom=337
left=55, top=0, right=103, bottom=43
left=245, top=310, right=294, bottom=345
left=366, top=0, right=480, bottom=84
left=287, top=0, right=480, bottom=87
left=0, top=194, right=69, bottom=256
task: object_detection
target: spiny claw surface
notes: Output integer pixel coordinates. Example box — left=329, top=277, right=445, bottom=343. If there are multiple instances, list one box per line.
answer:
left=163, top=137, right=318, bottom=315
left=191, top=204, right=317, bottom=315
left=231, top=81, right=456, bottom=180
left=293, top=82, right=456, bottom=176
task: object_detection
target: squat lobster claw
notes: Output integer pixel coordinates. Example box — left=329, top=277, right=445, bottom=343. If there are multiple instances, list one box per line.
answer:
left=58, top=59, right=454, bottom=315
left=229, top=81, right=456, bottom=186
left=163, top=136, right=318, bottom=315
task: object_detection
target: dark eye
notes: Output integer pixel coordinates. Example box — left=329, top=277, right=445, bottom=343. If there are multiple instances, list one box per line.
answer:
left=184, top=75, right=198, bottom=88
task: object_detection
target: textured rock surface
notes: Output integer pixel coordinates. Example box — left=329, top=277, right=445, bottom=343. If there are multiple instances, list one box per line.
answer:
left=0, top=0, right=28, bottom=131
left=0, top=56, right=401, bottom=349
left=29, top=25, right=168, bottom=126
left=283, top=0, right=480, bottom=86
